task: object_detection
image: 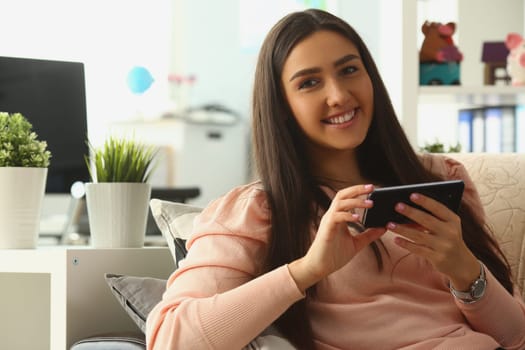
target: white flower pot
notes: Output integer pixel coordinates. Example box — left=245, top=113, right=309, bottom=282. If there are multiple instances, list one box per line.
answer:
left=0, top=167, right=47, bottom=249
left=85, top=183, right=152, bottom=248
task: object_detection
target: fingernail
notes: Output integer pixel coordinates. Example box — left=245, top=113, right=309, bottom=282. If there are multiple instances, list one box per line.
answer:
left=364, top=184, right=373, bottom=190
left=364, top=199, right=373, bottom=205
left=396, top=203, right=406, bottom=211
left=352, top=213, right=360, bottom=219
left=410, top=193, right=420, bottom=201
left=387, top=222, right=396, bottom=229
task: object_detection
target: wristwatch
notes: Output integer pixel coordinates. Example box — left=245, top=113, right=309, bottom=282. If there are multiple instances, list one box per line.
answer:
left=449, top=260, right=487, bottom=304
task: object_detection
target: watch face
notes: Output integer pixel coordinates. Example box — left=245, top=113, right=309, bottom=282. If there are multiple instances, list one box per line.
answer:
left=471, top=279, right=487, bottom=299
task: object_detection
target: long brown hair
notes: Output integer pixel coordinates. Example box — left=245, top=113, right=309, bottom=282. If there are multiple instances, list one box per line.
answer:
left=252, top=9, right=512, bottom=350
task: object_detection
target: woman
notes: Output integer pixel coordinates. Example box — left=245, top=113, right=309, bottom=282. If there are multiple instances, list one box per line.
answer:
left=147, top=9, right=525, bottom=349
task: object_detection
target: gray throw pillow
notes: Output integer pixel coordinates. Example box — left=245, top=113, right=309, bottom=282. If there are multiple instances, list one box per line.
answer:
left=149, top=199, right=203, bottom=264
left=104, top=273, right=167, bottom=333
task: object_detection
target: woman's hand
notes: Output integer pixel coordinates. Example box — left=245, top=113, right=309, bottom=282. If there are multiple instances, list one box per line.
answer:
left=387, top=192, right=480, bottom=291
left=288, top=184, right=387, bottom=292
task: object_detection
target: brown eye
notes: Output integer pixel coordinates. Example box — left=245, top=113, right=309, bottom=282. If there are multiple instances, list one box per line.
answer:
left=299, top=78, right=319, bottom=90
left=341, top=66, right=357, bottom=76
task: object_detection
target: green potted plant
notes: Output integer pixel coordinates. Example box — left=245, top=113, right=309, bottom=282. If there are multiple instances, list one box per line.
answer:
left=84, top=135, right=157, bottom=248
left=420, top=139, right=462, bottom=153
left=0, top=112, right=51, bottom=248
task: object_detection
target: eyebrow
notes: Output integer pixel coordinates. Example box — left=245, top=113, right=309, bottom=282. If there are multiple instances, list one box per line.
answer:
left=288, top=54, right=360, bottom=82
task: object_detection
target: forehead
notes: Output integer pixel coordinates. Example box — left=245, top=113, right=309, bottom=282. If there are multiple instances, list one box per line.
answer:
left=283, top=30, right=359, bottom=70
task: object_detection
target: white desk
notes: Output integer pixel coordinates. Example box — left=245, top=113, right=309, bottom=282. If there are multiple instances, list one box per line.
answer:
left=0, top=247, right=174, bottom=350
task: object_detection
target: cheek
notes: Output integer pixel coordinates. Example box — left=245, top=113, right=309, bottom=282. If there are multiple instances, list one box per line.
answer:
left=288, top=95, right=321, bottom=123
left=358, top=78, right=374, bottom=111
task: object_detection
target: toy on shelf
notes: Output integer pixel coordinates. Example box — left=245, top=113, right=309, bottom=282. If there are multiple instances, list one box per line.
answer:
left=419, top=21, right=463, bottom=85
left=505, top=32, right=525, bottom=86
left=481, top=42, right=510, bottom=85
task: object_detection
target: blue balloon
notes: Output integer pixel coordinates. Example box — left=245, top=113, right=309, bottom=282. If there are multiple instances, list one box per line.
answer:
left=127, top=66, right=154, bottom=94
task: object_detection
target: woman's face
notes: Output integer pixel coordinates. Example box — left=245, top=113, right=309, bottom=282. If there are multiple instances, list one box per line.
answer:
left=281, top=30, right=374, bottom=157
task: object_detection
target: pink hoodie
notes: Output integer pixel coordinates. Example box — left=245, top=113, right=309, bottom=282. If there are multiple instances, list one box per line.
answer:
left=146, top=155, right=525, bottom=350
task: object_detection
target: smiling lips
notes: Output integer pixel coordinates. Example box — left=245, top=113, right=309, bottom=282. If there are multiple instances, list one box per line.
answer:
left=323, top=109, right=357, bottom=125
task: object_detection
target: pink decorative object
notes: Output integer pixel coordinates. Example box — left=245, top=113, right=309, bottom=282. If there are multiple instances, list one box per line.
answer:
left=505, top=32, right=525, bottom=86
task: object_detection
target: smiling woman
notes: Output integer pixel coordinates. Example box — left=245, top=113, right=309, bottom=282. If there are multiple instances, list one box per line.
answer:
left=146, top=9, right=525, bottom=350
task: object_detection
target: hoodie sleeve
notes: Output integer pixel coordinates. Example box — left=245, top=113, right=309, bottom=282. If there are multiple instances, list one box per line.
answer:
left=146, top=183, right=304, bottom=350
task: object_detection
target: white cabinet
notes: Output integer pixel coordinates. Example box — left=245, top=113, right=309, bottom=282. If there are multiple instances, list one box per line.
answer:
left=400, top=0, right=525, bottom=149
left=0, top=247, right=174, bottom=350
left=110, top=116, right=250, bottom=207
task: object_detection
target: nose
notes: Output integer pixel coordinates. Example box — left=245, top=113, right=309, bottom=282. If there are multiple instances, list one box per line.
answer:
left=325, top=78, right=351, bottom=107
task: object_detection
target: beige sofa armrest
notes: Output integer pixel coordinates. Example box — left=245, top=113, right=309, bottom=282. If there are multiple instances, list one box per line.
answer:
left=446, top=153, right=525, bottom=298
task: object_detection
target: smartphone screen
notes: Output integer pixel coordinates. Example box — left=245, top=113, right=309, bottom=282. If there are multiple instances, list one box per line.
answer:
left=361, top=180, right=464, bottom=228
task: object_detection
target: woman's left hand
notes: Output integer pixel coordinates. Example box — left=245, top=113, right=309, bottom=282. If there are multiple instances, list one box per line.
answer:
left=386, top=192, right=480, bottom=291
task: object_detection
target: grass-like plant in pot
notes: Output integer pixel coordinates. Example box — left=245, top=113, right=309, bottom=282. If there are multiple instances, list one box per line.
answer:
left=84, top=136, right=158, bottom=248
left=0, top=112, right=52, bottom=248
left=85, top=136, right=157, bottom=183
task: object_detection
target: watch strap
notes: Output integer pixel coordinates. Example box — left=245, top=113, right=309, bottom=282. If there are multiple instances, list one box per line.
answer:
left=449, top=260, right=486, bottom=304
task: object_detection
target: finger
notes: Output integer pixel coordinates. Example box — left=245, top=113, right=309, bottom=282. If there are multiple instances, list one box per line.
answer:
left=335, top=183, right=375, bottom=200
left=394, top=201, right=443, bottom=231
left=331, top=211, right=361, bottom=225
left=387, top=222, right=438, bottom=247
left=409, top=193, right=458, bottom=222
left=393, top=235, right=435, bottom=256
left=332, top=197, right=373, bottom=212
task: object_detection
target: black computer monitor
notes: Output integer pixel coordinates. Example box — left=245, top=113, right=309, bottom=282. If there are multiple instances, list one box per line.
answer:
left=0, top=56, right=90, bottom=193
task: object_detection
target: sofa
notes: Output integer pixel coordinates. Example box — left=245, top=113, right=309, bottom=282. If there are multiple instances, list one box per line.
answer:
left=448, top=153, right=525, bottom=294
left=70, top=152, right=525, bottom=349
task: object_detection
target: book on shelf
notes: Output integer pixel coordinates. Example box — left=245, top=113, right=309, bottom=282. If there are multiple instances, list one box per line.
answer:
left=484, top=107, right=503, bottom=153
left=458, top=105, right=517, bottom=153
left=458, top=109, right=473, bottom=152
left=501, top=106, right=516, bottom=153
left=472, top=108, right=485, bottom=153
left=517, top=105, right=525, bottom=152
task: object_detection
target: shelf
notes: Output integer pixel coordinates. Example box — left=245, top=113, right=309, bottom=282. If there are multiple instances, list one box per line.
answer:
left=418, top=85, right=525, bottom=106
left=400, top=0, right=525, bottom=147
left=0, top=247, right=174, bottom=350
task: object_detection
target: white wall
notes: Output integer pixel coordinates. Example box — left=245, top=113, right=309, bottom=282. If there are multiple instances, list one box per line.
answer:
left=458, top=0, right=523, bottom=86
left=0, top=0, right=172, bottom=146
left=0, top=0, right=390, bottom=137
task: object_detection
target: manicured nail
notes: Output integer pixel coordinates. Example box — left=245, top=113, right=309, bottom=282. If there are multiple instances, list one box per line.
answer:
left=352, top=213, right=360, bottom=219
left=396, top=203, right=406, bottom=211
left=364, top=184, right=373, bottom=190
left=364, top=199, right=373, bottom=205
left=410, top=193, right=420, bottom=201
left=387, top=222, right=396, bottom=229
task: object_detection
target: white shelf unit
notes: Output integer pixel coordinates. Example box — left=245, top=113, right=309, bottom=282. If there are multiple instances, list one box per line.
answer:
left=0, top=247, right=174, bottom=350
left=109, top=117, right=250, bottom=207
left=400, top=0, right=525, bottom=149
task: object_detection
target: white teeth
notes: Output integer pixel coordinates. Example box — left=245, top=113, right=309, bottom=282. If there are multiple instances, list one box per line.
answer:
left=326, top=110, right=355, bottom=124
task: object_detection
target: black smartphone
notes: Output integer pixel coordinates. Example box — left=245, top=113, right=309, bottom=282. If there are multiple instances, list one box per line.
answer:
left=361, top=180, right=465, bottom=228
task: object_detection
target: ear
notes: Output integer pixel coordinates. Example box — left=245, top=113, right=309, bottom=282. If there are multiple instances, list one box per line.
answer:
left=421, top=21, right=430, bottom=35
left=506, top=32, right=524, bottom=50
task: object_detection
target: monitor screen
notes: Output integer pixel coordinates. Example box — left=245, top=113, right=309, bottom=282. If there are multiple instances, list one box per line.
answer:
left=0, top=56, right=90, bottom=193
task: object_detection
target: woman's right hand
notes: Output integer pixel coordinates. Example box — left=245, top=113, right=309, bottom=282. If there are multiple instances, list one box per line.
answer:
left=288, top=184, right=387, bottom=292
